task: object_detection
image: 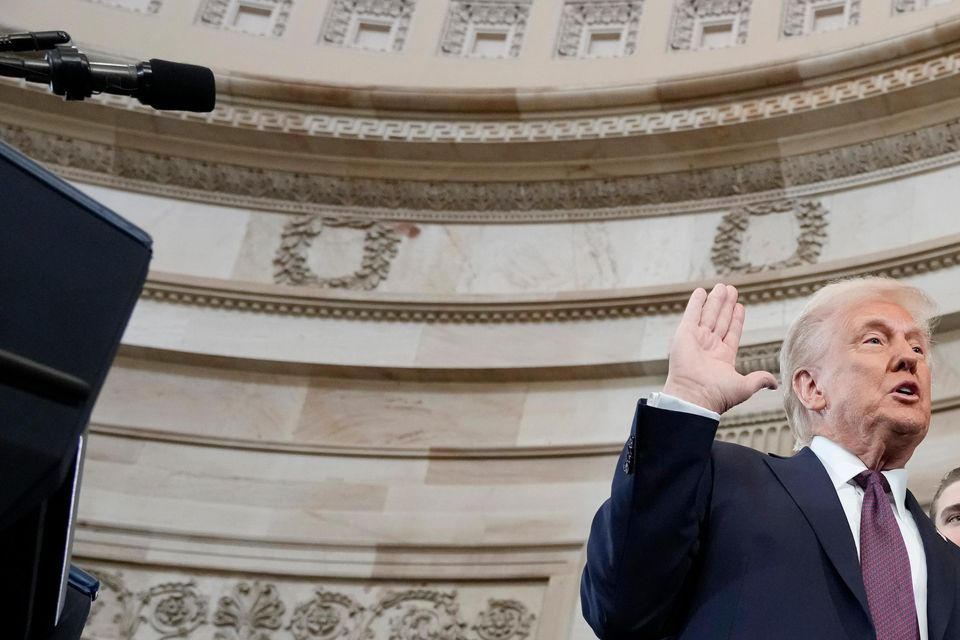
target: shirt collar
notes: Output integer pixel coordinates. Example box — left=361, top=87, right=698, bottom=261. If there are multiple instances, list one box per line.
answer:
left=808, top=436, right=909, bottom=519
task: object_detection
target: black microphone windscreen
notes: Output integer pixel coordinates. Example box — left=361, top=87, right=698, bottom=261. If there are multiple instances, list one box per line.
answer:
left=139, top=59, right=216, bottom=112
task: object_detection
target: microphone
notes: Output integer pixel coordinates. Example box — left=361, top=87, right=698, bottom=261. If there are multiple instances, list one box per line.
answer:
left=0, top=46, right=216, bottom=112
left=0, top=31, right=71, bottom=52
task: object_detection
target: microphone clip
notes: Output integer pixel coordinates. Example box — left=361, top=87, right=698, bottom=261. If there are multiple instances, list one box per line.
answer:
left=46, top=46, right=93, bottom=101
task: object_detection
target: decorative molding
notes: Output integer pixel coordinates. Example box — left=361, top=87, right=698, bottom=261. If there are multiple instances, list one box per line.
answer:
left=273, top=215, right=401, bottom=291
left=139, top=232, right=960, bottom=323
left=783, top=0, right=860, bottom=37
left=319, top=0, right=415, bottom=52
left=6, top=40, right=960, bottom=144
left=711, top=199, right=828, bottom=275
left=83, top=567, right=538, bottom=640
left=670, top=0, right=751, bottom=50
left=439, top=1, right=531, bottom=58
left=82, top=0, right=163, bottom=13
left=6, top=118, right=960, bottom=222
left=195, top=0, right=295, bottom=37
left=555, top=1, right=644, bottom=58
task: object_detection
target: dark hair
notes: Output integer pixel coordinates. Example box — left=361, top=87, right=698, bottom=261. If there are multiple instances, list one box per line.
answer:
left=929, top=467, right=960, bottom=520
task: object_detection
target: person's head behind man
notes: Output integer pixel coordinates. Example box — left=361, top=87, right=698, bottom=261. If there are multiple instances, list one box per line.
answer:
left=779, top=277, right=937, bottom=470
left=930, top=468, right=960, bottom=546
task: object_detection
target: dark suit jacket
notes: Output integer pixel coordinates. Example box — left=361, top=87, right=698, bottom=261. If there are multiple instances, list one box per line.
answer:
left=581, top=401, right=960, bottom=640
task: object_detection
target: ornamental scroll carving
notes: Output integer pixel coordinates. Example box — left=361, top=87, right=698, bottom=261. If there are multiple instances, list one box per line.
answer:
left=84, top=570, right=208, bottom=640
left=670, top=0, right=751, bottom=50
left=273, top=215, right=401, bottom=291
left=711, top=199, right=829, bottom=275
left=82, top=570, right=537, bottom=640
left=782, top=0, right=860, bottom=37
left=439, top=2, right=532, bottom=58
left=555, top=1, right=645, bottom=58
left=196, top=0, right=295, bottom=37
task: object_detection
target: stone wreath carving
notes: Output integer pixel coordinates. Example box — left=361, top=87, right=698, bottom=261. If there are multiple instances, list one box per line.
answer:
left=711, top=199, right=829, bottom=275
left=273, top=215, right=401, bottom=291
left=84, top=572, right=536, bottom=640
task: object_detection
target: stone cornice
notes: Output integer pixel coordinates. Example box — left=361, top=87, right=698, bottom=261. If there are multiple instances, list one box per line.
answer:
left=141, top=233, right=960, bottom=323
left=6, top=37, right=960, bottom=150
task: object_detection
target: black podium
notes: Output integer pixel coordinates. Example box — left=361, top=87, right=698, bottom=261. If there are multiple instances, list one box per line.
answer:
left=0, top=140, right=152, bottom=637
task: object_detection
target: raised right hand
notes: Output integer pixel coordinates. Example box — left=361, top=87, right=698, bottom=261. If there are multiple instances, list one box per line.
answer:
left=663, top=283, right=778, bottom=415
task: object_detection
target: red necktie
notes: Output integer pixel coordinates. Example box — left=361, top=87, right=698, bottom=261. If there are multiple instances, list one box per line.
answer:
left=854, top=470, right=920, bottom=640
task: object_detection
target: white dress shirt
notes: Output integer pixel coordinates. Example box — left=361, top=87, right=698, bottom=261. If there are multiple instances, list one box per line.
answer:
left=809, top=435, right=928, bottom=640
left=648, top=393, right=929, bottom=638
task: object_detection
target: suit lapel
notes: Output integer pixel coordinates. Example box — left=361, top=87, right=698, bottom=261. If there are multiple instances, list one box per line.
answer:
left=764, top=448, right=872, bottom=621
left=906, top=491, right=956, bottom=640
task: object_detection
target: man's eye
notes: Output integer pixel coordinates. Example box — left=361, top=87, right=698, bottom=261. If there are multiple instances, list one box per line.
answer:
left=946, top=513, right=960, bottom=525
left=913, top=346, right=924, bottom=355
left=865, top=337, right=882, bottom=345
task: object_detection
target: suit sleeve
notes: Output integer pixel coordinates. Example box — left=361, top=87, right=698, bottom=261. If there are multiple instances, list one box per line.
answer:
left=580, top=400, right=719, bottom=639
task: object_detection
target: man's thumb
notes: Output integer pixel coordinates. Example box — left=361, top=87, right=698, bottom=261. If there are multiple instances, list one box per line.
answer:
left=744, top=370, right=779, bottom=394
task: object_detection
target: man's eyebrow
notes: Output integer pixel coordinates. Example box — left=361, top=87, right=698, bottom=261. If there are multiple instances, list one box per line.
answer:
left=857, top=318, right=924, bottom=339
left=939, top=503, right=960, bottom=524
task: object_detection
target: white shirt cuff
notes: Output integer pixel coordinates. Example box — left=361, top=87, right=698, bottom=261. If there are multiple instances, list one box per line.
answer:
left=647, top=391, right=721, bottom=422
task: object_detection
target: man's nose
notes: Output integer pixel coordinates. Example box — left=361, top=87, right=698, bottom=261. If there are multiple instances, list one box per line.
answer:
left=892, top=340, right=919, bottom=373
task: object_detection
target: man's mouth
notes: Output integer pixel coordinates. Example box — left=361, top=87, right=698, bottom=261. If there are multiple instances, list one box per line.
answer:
left=891, top=382, right=919, bottom=400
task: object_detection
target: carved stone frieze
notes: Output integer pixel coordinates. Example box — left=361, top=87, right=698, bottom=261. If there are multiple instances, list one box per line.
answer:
left=82, top=0, right=162, bottom=13
left=439, top=2, right=531, bottom=58
left=782, top=0, right=860, bottom=37
left=214, top=582, right=286, bottom=639
left=5, top=117, right=960, bottom=222
left=670, top=0, right=751, bottom=50
left=85, top=569, right=208, bottom=640
left=711, top=199, right=829, bottom=275
left=287, top=589, right=364, bottom=640
left=273, top=215, right=402, bottom=291
left=472, top=599, right=534, bottom=640
left=196, top=0, right=294, bottom=37
left=320, top=0, right=415, bottom=52
left=81, top=566, right=538, bottom=640
left=555, top=1, right=645, bottom=58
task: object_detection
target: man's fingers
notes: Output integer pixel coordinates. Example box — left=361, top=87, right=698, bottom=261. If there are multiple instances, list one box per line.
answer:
left=699, top=283, right=727, bottom=331
left=680, top=287, right=708, bottom=326
left=714, top=284, right=739, bottom=338
left=723, top=303, right=746, bottom=350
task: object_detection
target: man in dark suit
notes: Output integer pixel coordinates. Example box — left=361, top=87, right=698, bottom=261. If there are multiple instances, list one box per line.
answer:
left=581, top=279, right=960, bottom=640
left=931, top=468, right=960, bottom=547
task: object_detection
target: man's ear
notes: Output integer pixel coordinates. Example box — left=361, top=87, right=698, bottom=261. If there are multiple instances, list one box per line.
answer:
left=793, top=368, right=826, bottom=412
